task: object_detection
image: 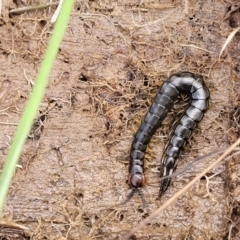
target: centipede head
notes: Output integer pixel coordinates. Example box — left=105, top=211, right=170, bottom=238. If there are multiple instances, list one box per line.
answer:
left=128, top=173, right=145, bottom=188
left=111, top=173, right=147, bottom=207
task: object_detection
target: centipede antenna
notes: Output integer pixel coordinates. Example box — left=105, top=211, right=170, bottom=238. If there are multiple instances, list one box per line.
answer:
left=117, top=189, right=136, bottom=206
left=116, top=188, right=148, bottom=207
left=137, top=187, right=148, bottom=207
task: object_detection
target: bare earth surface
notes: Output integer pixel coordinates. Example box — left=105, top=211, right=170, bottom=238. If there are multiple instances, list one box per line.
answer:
left=0, top=0, right=240, bottom=239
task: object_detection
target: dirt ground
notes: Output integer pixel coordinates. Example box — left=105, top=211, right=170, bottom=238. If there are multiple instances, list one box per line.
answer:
left=0, top=0, right=240, bottom=239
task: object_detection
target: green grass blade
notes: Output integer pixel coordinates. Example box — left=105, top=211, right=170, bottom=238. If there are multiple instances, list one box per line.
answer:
left=0, top=0, right=75, bottom=214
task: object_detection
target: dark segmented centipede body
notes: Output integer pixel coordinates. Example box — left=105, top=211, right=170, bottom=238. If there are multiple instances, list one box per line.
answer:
left=128, top=72, right=210, bottom=194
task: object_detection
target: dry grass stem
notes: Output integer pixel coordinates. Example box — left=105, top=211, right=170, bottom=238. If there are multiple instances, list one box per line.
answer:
left=0, top=122, right=19, bottom=125
left=0, top=220, right=29, bottom=230
left=179, top=43, right=213, bottom=53
left=219, top=26, right=240, bottom=59
left=51, top=0, right=64, bottom=23
left=131, top=15, right=169, bottom=28
left=9, top=1, right=59, bottom=14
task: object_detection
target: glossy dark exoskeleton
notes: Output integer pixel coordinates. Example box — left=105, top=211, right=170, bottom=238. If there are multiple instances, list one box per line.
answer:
left=128, top=72, right=210, bottom=194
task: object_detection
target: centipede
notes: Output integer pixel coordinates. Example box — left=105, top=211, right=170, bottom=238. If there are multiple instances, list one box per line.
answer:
left=128, top=72, right=210, bottom=195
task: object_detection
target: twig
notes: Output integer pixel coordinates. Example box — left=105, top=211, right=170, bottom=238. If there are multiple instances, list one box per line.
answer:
left=184, top=0, right=189, bottom=15
left=0, top=122, right=18, bottom=125
left=80, top=82, right=116, bottom=92
left=51, top=0, right=64, bottom=23
left=9, top=1, right=59, bottom=14
left=0, top=0, right=2, bottom=16
left=179, top=43, right=213, bottom=53
left=0, top=220, right=29, bottom=230
left=131, top=15, right=168, bottom=28
left=219, top=27, right=240, bottom=59
left=124, top=138, right=240, bottom=239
